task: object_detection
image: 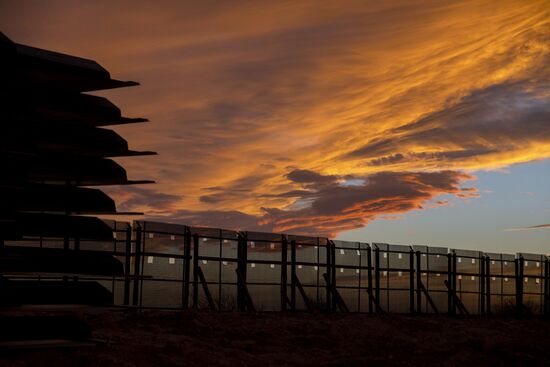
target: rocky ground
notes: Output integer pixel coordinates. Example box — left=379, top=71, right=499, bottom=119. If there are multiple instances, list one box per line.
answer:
left=1, top=308, right=550, bottom=366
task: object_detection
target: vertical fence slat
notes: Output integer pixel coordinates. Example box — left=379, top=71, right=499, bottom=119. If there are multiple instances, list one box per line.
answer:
left=192, top=233, right=199, bottom=308
left=182, top=228, right=191, bottom=309
left=123, top=225, right=131, bottom=306
left=281, top=235, right=288, bottom=311
left=416, top=251, right=422, bottom=313
left=132, top=225, right=142, bottom=306
left=374, top=246, right=381, bottom=313
left=367, top=245, right=373, bottom=314
left=290, top=240, right=296, bottom=311
left=485, top=256, right=492, bottom=315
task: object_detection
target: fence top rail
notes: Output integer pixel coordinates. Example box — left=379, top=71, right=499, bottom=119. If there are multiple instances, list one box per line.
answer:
left=485, top=252, right=517, bottom=261
left=246, top=231, right=285, bottom=242
left=332, top=240, right=367, bottom=249
left=9, top=220, right=548, bottom=262
left=373, top=243, right=411, bottom=253
left=287, top=234, right=323, bottom=245
left=452, top=248, right=483, bottom=258
left=518, top=252, right=548, bottom=261
left=135, top=220, right=188, bottom=235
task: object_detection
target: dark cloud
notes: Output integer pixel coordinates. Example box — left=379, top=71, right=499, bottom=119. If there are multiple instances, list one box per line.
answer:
left=148, top=169, right=474, bottom=237
left=198, top=172, right=273, bottom=205
left=366, top=149, right=497, bottom=166
left=145, top=209, right=266, bottom=233
left=347, top=79, right=550, bottom=168
left=104, top=186, right=181, bottom=213
left=286, top=169, right=337, bottom=184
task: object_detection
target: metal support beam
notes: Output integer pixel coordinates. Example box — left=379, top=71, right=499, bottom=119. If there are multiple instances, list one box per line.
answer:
left=197, top=266, right=216, bottom=310
left=293, top=273, right=313, bottom=312
left=444, top=280, right=469, bottom=316
left=235, top=268, right=255, bottom=312
left=322, top=272, right=349, bottom=313
left=418, top=279, right=439, bottom=314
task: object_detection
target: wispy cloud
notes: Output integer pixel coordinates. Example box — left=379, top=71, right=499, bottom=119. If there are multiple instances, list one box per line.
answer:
left=2, top=0, right=549, bottom=235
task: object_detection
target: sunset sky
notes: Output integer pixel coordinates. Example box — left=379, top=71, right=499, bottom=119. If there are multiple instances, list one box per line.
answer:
left=2, top=0, right=549, bottom=253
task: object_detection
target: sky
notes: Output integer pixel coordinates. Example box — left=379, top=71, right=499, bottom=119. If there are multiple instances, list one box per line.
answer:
left=2, top=0, right=549, bottom=253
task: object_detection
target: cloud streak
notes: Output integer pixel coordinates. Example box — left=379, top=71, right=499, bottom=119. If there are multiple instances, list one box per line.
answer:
left=504, top=224, right=550, bottom=232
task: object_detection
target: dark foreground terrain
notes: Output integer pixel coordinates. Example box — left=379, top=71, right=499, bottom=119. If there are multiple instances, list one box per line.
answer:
left=1, top=308, right=550, bottom=366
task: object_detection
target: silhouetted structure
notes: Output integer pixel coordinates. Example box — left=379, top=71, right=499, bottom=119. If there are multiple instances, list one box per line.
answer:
left=0, top=32, right=154, bottom=307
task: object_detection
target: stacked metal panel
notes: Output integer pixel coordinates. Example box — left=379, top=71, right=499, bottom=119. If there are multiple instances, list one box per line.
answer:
left=0, top=32, right=154, bottom=306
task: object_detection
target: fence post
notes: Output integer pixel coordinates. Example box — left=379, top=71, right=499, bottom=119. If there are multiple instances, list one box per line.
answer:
left=409, top=248, right=415, bottom=313
left=374, top=245, right=381, bottom=313
left=132, top=225, right=142, bottom=307
left=448, top=251, right=457, bottom=315
left=290, top=240, right=297, bottom=311
left=192, top=233, right=199, bottom=308
left=325, top=238, right=332, bottom=311
left=447, top=253, right=452, bottom=314
left=485, top=256, right=491, bottom=315
left=484, top=255, right=486, bottom=315
left=545, top=259, right=549, bottom=316
left=545, top=259, right=550, bottom=316
left=182, top=228, right=191, bottom=309
left=123, top=224, right=132, bottom=306
left=367, top=245, right=373, bottom=313
left=330, top=241, right=337, bottom=312
left=515, top=256, right=524, bottom=315
left=416, top=251, right=422, bottom=313
left=236, top=233, right=248, bottom=311
left=281, top=235, right=288, bottom=311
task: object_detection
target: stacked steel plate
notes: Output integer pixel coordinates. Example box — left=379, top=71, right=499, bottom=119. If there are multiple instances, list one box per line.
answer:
left=0, top=32, right=155, bottom=306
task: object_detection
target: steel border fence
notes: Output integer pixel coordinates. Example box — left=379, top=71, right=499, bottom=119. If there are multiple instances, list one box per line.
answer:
left=2, top=219, right=549, bottom=315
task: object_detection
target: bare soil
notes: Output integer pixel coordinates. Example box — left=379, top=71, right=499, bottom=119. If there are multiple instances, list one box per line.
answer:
left=1, top=309, right=550, bottom=366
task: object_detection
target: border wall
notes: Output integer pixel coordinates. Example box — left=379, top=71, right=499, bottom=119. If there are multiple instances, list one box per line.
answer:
left=3, top=220, right=549, bottom=315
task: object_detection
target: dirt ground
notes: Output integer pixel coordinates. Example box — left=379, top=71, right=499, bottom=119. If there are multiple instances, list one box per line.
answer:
left=1, top=309, right=550, bottom=366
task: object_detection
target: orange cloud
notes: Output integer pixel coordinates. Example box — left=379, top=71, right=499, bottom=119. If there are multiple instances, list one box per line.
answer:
left=2, top=0, right=549, bottom=235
